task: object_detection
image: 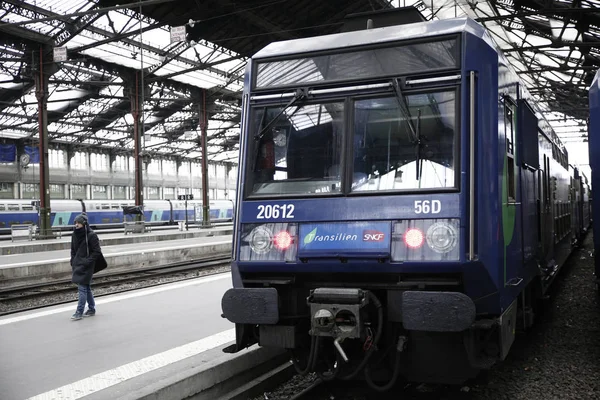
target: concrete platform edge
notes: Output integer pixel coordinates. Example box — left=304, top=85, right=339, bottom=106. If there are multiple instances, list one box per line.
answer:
left=80, top=342, right=288, bottom=400
left=1, top=227, right=233, bottom=256
left=0, top=241, right=232, bottom=289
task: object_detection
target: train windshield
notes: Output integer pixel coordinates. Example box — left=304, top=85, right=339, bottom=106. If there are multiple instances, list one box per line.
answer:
left=352, top=90, right=456, bottom=192
left=249, top=101, right=344, bottom=196
left=247, top=89, right=456, bottom=197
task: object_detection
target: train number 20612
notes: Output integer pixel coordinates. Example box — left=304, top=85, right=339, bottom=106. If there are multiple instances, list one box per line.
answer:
left=414, top=200, right=441, bottom=214
left=257, top=204, right=295, bottom=219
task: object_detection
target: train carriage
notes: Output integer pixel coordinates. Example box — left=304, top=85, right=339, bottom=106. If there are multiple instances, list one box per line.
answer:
left=589, top=68, right=600, bottom=286
left=0, top=198, right=235, bottom=235
left=221, top=9, right=590, bottom=389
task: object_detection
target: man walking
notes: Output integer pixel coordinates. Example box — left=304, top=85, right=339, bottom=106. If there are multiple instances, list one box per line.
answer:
left=70, top=213, right=107, bottom=321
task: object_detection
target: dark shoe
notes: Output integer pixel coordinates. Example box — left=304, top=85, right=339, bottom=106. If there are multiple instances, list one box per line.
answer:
left=71, top=313, right=83, bottom=321
left=84, top=309, right=96, bottom=317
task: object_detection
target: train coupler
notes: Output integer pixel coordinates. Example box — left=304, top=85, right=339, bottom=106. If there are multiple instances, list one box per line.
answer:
left=307, top=288, right=369, bottom=341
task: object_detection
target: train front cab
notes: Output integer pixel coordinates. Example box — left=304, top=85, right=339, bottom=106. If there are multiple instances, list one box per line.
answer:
left=221, top=17, right=570, bottom=385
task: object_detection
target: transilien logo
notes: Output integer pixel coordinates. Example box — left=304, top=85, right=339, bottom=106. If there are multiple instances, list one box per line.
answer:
left=304, top=228, right=317, bottom=245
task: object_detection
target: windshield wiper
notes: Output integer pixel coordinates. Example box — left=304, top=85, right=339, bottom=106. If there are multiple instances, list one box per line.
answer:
left=251, top=88, right=309, bottom=174
left=391, top=79, right=423, bottom=180
left=254, top=88, right=309, bottom=142
left=391, top=78, right=418, bottom=144
left=415, top=109, right=423, bottom=181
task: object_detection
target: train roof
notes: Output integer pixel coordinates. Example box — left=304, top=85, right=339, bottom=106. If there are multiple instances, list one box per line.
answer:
left=250, top=14, right=568, bottom=162
left=252, top=17, right=494, bottom=60
left=592, top=69, right=600, bottom=96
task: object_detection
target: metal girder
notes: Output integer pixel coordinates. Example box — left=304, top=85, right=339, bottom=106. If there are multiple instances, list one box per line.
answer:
left=2, top=0, right=240, bottom=84
left=474, top=0, right=600, bottom=121
left=213, top=0, right=295, bottom=40
left=72, top=21, right=166, bottom=52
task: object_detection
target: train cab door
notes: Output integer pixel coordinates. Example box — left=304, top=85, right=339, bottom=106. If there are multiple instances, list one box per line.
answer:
left=503, top=98, right=524, bottom=287
left=539, top=153, right=554, bottom=263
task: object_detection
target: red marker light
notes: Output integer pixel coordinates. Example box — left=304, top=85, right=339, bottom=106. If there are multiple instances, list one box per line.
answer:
left=404, top=228, right=424, bottom=248
left=274, top=231, right=292, bottom=250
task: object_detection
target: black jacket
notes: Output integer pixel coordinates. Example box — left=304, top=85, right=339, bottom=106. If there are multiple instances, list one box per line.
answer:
left=70, top=226, right=107, bottom=285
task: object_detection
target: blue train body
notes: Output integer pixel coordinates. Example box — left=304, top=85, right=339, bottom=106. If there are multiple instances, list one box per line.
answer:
left=589, top=69, right=600, bottom=284
left=221, top=11, right=591, bottom=387
left=0, top=198, right=234, bottom=234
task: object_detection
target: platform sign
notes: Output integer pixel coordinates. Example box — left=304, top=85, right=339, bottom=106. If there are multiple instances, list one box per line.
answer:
left=178, top=194, right=194, bottom=200
left=53, top=47, right=67, bottom=62
left=170, top=26, right=187, bottom=43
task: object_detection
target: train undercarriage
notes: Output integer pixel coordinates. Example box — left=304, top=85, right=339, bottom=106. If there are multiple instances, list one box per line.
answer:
left=222, top=272, right=526, bottom=389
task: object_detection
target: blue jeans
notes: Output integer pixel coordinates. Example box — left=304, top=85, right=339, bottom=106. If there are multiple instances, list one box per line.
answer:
left=76, top=283, right=95, bottom=315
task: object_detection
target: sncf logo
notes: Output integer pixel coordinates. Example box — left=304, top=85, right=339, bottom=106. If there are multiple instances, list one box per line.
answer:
left=363, top=230, right=385, bottom=242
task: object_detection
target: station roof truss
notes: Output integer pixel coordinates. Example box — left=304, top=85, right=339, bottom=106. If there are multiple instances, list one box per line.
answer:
left=0, top=0, right=597, bottom=164
left=400, top=0, right=599, bottom=145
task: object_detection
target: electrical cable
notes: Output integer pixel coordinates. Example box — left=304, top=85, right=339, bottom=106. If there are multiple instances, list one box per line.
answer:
left=338, top=291, right=384, bottom=380
left=364, top=338, right=403, bottom=392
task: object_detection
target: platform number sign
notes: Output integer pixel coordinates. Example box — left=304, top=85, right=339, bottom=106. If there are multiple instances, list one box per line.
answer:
left=178, top=194, right=194, bottom=200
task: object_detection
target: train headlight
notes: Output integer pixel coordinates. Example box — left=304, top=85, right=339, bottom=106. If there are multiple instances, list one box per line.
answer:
left=426, top=222, right=458, bottom=253
left=240, top=223, right=298, bottom=261
left=249, top=226, right=273, bottom=254
left=391, top=219, right=460, bottom=262
left=404, top=228, right=424, bottom=248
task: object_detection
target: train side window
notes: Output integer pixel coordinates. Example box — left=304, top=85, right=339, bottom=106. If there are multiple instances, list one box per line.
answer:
left=22, top=205, right=33, bottom=211
left=7, top=204, right=19, bottom=211
left=101, top=204, right=110, bottom=210
left=504, top=98, right=517, bottom=202
left=0, top=204, right=5, bottom=211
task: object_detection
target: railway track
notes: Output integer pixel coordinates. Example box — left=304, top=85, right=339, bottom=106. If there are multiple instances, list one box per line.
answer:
left=287, top=378, right=462, bottom=400
left=0, top=253, right=231, bottom=316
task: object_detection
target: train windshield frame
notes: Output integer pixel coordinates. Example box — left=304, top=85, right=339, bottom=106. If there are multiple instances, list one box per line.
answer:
left=253, top=37, right=460, bottom=90
left=350, top=88, right=458, bottom=192
left=248, top=100, right=346, bottom=196
left=246, top=83, right=459, bottom=198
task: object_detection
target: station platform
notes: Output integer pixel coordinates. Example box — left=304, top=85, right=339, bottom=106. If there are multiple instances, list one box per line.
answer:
left=0, top=273, right=246, bottom=400
left=0, top=234, right=233, bottom=290
left=0, top=224, right=233, bottom=256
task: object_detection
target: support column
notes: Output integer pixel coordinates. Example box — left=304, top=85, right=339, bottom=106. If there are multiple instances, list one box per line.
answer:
left=199, top=90, right=211, bottom=228
left=224, top=163, right=230, bottom=198
left=34, top=46, right=52, bottom=239
left=129, top=71, right=144, bottom=219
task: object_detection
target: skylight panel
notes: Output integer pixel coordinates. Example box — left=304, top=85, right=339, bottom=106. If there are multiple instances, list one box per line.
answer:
left=543, top=71, right=571, bottom=82
left=65, top=34, right=97, bottom=49
left=534, top=53, right=560, bottom=69
left=81, top=43, right=162, bottom=70
left=129, top=27, right=172, bottom=49
left=35, top=0, right=96, bottom=16
left=507, top=30, right=526, bottom=43
left=526, top=35, right=552, bottom=47
left=0, top=129, right=34, bottom=140
left=549, top=19, right=581, bottom=42
left=93, top=10, right=155, bottom=38
left=1, top=11, right=61, bottom=35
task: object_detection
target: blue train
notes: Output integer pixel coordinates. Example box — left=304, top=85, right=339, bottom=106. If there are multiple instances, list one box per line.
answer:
left=220, top=9, right=592, bottom=389
left=589, top=68, right=600, bottom=287
left=0, top=198, right=234, bottom=235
